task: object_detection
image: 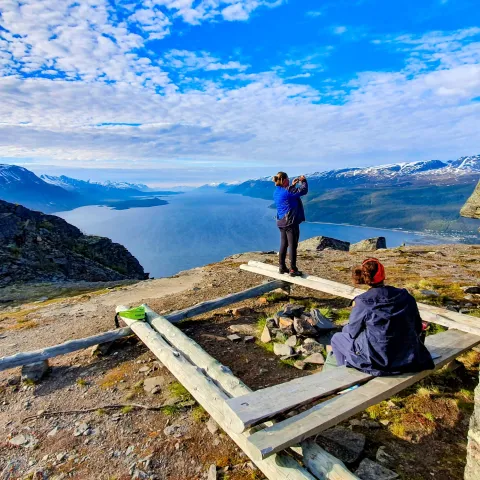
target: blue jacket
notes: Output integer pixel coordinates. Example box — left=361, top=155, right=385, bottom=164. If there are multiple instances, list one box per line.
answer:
left=342, top=286, right=434, bottom=376
left=273, top=180, right=308, bottom=227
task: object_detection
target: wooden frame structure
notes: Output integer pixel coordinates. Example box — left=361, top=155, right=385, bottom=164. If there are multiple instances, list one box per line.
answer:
left=2, top=260, right=480, bottom=479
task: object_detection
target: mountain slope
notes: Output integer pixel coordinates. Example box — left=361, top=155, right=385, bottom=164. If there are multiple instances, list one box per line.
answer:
left=0, top=199, right=146, bottom=287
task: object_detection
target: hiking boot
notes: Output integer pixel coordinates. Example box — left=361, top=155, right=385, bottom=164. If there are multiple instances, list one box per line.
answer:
left=279, top=266, right=289, bottom=274
left=289, top=269, right=302, bottom=277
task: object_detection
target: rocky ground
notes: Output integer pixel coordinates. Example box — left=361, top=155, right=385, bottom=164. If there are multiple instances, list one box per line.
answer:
left=1, top=244, right=480, bottom=480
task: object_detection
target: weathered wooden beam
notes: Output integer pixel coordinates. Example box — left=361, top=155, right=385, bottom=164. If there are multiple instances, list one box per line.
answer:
left=116, top=307, right=318, bottom=480
left=243, top=262, right=480, bottom=336
left=142, top=305, right=358, bottom=480
left=0, top=280, right=284, bottom=372
left=0, top=327, right=133, bottom=371
left=224, top=366, right=372, bottom=433
left=166, top=279, right=286, bottom=323
left=247, top=329, right=480, bottom=459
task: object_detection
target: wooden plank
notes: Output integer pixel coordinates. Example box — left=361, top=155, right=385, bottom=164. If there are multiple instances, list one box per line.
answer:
left=242, top=262, right=480, bottom=336
left=0, top=280, right=284, bottom=372
left=224, top=367, right=372, bottom=433
left=166, top=279, right=286, bottom=323
left=141, top=304, right=358, bottom=480
left=246, top=329, right=480, bottom=459
left=116, top=307, right=318, bottom=480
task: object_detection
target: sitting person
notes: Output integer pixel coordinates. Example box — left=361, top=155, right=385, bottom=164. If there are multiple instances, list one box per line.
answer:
left=330, top=258, right=434, bottom=376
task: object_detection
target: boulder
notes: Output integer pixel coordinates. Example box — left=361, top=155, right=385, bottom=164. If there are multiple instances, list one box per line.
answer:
left=462, top=286, right=480, bottom=294
left=355, top=458, right=399, bottom=480
left=273, top=343, right=294, bottom=357
left=21, top=360, right=49, bottom=383
left=294, top=316, right=318, bottom=336
left=228, top=324, right=256, bottom=335
left=460, top=180, right=480, bottom=221
left=298, top=338, right=324, bottom=355
left=283, top=304, right=306, bottom=317
left=260, top=326, right=272, bottom=343
left=350, top=237, right=387, bottom=252
left=285, top=335, right=297, bottom=348
left=310, top=309, right=336, bottom=330
left=304, top=353, right=325, bottom=365
left=294, top=360, right=306, bottom=370
left=298, top=236, right=350, bottom=252
left=317, top=426, right=365, bottom=464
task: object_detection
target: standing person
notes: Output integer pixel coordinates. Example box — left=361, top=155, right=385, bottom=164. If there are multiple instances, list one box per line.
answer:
left=272, top=172, right=308, bottom=276
left=330, top=258, right=434, bottom=376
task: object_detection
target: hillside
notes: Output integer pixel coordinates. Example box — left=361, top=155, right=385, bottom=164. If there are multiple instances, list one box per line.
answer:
left=0, top=200, right=146, bottom=287
left=224, top=155, right=480, bottom=233
left=0, top=245, right=479, bottom=479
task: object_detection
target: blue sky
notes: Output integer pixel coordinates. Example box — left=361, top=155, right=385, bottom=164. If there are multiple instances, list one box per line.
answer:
left=1, top=0, right=480, bottom=186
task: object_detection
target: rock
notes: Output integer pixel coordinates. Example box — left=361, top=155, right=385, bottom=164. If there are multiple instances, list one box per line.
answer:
left=298, top=236, right=350, bottom=252
left=283, top=304, right=306, bottom=317
left=90, top=342, right=114, bottom=356
left=7, top=376, right=20, bottom=386
left=420, top=290, right=439, bottom=297
left=232, top=307, right=252, bottom=317
left=310, top=309, right=336, bottom=330
left=266, top=318, right=277, bottom=329
left=143, top=376, right=165, bottom=394
left=244, top=336, right=255, bottom=343
left=460, top=180, right=480, bottom=221
left=227, top=334, right=242, bottom=342
left=8, top=433, right=37, bottom=448
left=138, top=366, right=150, bottom=373
left=260, top=326, right=272, bottom=343
left=126, top=445, right=135, bottom=456
left=208, top=464, right=217, bottom=480
left=294, top=360, right=306, bottom=370
left=206, top=417, right=219, bottom=435
left=380, top=419, right=390, bottom=426
left=317, top=426, right=366, bottom=464
left=229, top=324, right=256, bottom=335
left=278, top=316, right=294, bottom=329
left=56, top=452, right=67, bottom=462
left=304, top=353, right=325, bottom=365
left=285, top=335, right=297, bottom=348
left=273, top=343, right=294, bottom=357
left=257, top=297, right=269, bottom=305
left=350, top=419, right=381, bottom=429
left=350, top=237, right=387, bottom=252
left=280, top=353, right=300, bottom=360
left=462, top=286, right=480, bottom=294
left=21, top=360, right=49, bottom=383
left=376, top=446, right=396, bottom=468
left=355, top=458, right=399, bottom=480
left=298, top=338, right=324, bottom=355
left=73, top=423, right=90, bottom=437
left=163, top=424, right=187, bottom=438
left=294, top=316, right=317, bottom=336
left=47, top=427, right=60, bottom=437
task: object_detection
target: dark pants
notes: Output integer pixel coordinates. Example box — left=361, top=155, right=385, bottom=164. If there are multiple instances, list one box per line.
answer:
left=279, top=224, right=300, bottom=270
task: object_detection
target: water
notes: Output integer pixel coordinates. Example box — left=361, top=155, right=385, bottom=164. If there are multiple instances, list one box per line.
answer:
left=56, top=191, right=467, bottom=278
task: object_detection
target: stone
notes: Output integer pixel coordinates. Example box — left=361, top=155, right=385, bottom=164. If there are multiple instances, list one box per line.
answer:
left=266, top=318, right=277, bottom=329
left=232, top=307, right=252, bottom=317
left=298, top=338, right=324, bottom=355
left=8, top=433, right=37, bottom=448
left=126, top=445, right=135, bottom=456
left=56, top=453, right=67, bottom=462
left=304, top=353, right=325, bottom=365
left=283, top=304, right=306, bottom=317
left=90, top=342, right=114, bottom=357
left=294, top=316, right=317, bottom=336
left=138, top=366, right=150, bottom=373
left=260, top=326, right=272, bottom=343
left=244, top=336, right=255, bottom=343
left=350, top=419, right=381, bottom=429
left=227, top=334, right=242, bottom=342
left=460, top=180, right=480, bottom=221
left=7, top=376, right=20, bottom=386
left=143, top=376, right=165, bottom=394
left=420, top=290, right=439, bottom=297
left=310, top=309, right=336, bottom=330
left=278, top=316, right=294, bottom=330
left=257, top=297, right=268, bottom=305
left=163, top=425, right=187, bottom=438
left=273, top=343, right=294, bottom=357
left=462, top=286, right=480, bottom=294
left=208, top=464, right=217, bottom=480
left=21, top=360, right=49, bottom=383
left=380, top=419, right=390, bottom=426
left=229, top=324, right=256, bottom=335
left=47, top=427, right=60, bottom=437
left=317, top=426, right=366, bottom=464
left=355, top=458, right=399, bottom=480
left=206, top=417, right=219, bottom=435
left=285, top=335, right=297, bottom=348
left=376, top=446, right=396, bottom=468
left=294, top=360, right=306, bottom=370
left=350, top=237, right=387, bottom=252
left=73, top=423, right=90, bottom=437
left=298, top=236, right=350, bottom=252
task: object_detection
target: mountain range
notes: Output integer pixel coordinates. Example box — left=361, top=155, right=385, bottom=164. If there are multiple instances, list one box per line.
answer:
left=221, top=155, right=480, bottom=234
left=0, top=165, right=178, bottom=213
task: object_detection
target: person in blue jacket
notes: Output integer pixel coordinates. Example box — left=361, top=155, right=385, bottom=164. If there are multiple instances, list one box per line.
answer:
left=330, top=258, right=434, bottom=376
left=272, top=172, right=308, bottom=276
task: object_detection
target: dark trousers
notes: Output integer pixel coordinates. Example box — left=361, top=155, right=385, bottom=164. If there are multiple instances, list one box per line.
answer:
left=279, top=224, right=300, bottom=270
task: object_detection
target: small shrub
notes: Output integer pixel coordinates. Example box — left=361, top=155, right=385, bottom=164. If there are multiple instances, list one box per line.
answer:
left=121, top=405, right=134, bottom=414
left=169, top=381, right=192, bottom=401
left=76, top=378, right=88, bottom=387
left=192, top=406, right=208, bottom=423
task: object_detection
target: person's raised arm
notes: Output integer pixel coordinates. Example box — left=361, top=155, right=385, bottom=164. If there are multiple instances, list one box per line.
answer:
left=288, top=175, right=308, bottom=197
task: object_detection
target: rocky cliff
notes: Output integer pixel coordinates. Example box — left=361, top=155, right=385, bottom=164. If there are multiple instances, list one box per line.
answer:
left=461, top=180, right=480, bottom=220
left=0, top=200, right=146, bottom=286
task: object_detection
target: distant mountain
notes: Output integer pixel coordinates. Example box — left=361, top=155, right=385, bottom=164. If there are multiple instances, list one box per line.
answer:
left=0, top=165, right=81, bottom=212
left=215, top=155, right=480, bottom=234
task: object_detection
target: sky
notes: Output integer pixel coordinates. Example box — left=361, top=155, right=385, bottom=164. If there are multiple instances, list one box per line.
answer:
left=1, top=0, right=480, bottom=186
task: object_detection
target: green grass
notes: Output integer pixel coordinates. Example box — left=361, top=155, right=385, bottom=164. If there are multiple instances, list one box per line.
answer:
left=76, top=378, right=88, bottom=387
left=423, top=412, right=436, bottom=422
left=264, top=292, right=289, bottom=302
left=192, top=405, right=208, bottom=423
left=256, top=316, right=267, bottom=336
left=162, top=405, right=181, bottom=416
left=120, top=405, right=134, bottom=414
left=333, top=308, right=351, bottom=324
left=169, top=382, right=193, bottom=401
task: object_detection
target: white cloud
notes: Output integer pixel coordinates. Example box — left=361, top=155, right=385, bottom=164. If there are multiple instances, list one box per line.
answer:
left=164, top=50, right=249, bottom=72
left=333, top=26, right=348, bottom=35
left=306, top=10, right=323, bottom=18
